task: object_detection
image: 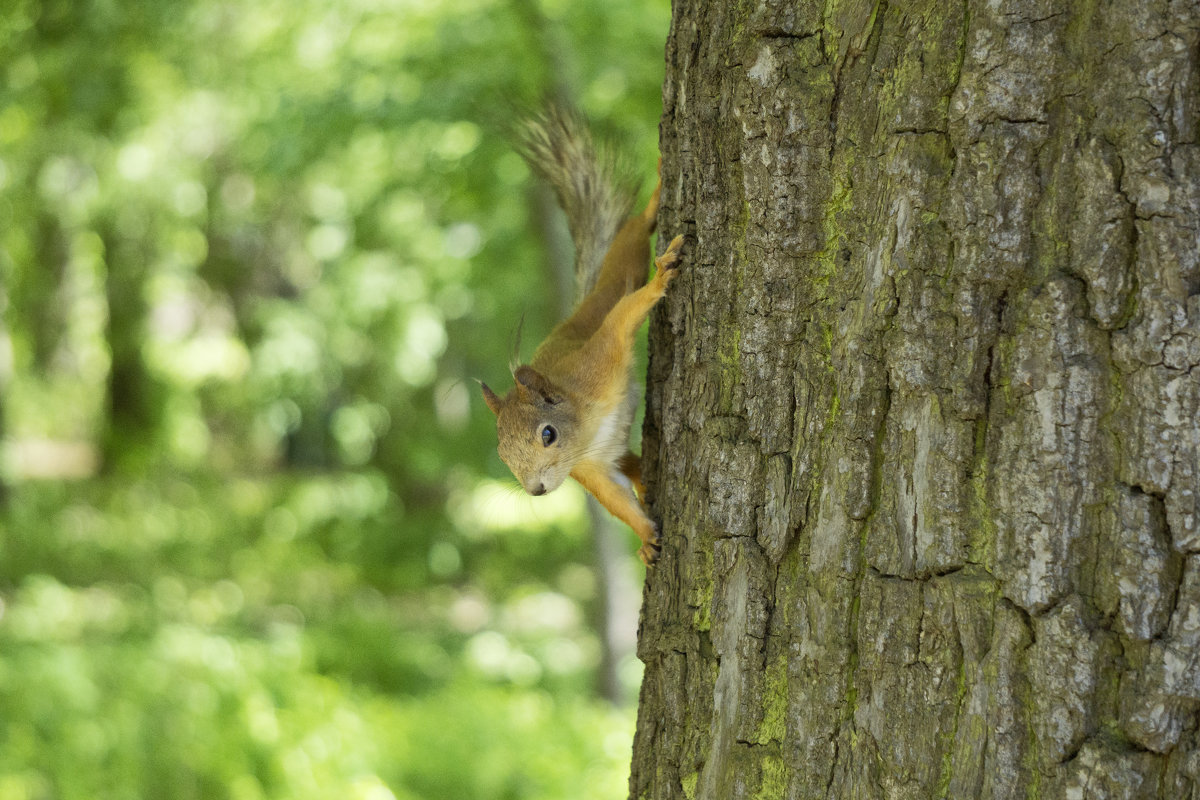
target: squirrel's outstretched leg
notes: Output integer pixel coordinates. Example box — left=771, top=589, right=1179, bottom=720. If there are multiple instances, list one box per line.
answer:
left=597, top=235, right=683, bottom=340
left=572, top=234, right=684, bottom=395
left=571, top=461, right=661, bottom=565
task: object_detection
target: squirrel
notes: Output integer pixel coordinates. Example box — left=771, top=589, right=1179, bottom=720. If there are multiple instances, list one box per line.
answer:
left=480, top=106, right=684, bottom=565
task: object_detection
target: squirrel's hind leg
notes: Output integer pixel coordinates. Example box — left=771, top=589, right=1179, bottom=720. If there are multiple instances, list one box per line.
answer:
left=577, top=232, right=685, bottom=390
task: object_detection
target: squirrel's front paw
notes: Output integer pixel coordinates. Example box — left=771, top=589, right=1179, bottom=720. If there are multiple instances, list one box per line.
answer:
left=638, top=541, right=661, bottom=566
left=637, top=523, right=663, bottom=566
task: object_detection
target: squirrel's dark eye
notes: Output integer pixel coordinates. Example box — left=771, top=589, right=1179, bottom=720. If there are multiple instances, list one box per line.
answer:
left=541, top=425, right=557, bottom=447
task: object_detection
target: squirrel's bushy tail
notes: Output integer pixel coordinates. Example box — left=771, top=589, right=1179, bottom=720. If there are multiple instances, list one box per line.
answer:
left=518, top=105, right=636, bottom=300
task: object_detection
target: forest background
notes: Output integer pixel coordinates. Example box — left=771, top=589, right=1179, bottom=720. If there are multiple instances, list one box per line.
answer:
left=0, top=0, right=670, bottom=797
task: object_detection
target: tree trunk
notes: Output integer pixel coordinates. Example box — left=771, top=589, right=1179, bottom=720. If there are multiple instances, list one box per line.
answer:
left=100, top=220, right=166, bottom=472
left=633, top=1, right=1200, bottom=798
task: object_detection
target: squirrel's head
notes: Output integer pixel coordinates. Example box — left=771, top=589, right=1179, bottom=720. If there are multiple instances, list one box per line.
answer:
left=481, top=365, right=580, bottom=496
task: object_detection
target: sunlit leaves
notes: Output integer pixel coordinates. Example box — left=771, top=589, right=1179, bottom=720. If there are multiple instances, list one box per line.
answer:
left=0, top=473, right=634, bottom=797
left=0, top=0, right=669, bottom=795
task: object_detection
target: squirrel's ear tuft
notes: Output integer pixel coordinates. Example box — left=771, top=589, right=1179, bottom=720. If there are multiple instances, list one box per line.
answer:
left=479, top=381, right=502, bottom=416
left=514, top=365, right=562, bottom=405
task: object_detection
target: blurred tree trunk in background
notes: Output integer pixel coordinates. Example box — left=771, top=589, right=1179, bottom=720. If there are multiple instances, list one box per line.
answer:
left=0, top=290, right=8, bottom=507
left=100, top=220, right=166, bottom=471
left=22, top=211, right=70, bottom=370
left=633, top=0, right=1200, bottom=797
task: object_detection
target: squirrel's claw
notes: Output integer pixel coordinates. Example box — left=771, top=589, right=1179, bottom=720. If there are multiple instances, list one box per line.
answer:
left=638, top=523, right=663, bottom=566
left=651, top=235, right=685, bottom=293
left=655, top=235, right=684, bottom=272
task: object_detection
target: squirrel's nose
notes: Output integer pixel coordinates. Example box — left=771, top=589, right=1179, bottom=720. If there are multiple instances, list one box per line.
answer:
left=530, top=483, right=546, bottom=496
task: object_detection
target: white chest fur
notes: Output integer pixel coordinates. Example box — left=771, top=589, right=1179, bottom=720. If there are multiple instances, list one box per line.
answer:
left=589, top=403, right=632, bottom=465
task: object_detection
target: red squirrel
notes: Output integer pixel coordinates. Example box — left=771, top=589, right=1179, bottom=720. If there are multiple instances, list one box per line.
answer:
left=480, top=107, right=683, bottom=565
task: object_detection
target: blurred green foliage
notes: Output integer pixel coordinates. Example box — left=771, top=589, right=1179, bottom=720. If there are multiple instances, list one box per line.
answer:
left=0, top=0, right=669, bottom=796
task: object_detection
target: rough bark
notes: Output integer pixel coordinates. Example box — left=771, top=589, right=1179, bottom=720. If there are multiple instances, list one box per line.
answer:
left=633, top=1, right=1200, bottom=798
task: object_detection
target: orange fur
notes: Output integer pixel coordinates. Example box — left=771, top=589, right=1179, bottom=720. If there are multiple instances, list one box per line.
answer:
left=485, top=176, right=684, bottom=565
